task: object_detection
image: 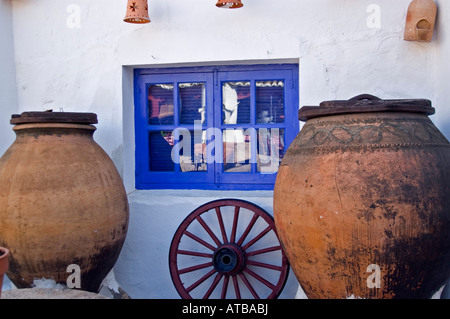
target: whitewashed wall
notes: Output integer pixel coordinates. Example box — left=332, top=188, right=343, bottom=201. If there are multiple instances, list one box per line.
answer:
left=434, top=0, right=450, bottom=138
left=2, top=0, right=450, bottom=298
left=0, top=0, right=18, bottom=156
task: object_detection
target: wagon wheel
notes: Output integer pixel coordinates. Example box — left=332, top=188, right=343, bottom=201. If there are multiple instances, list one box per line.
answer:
left=169, top=199, right=289, bottom=299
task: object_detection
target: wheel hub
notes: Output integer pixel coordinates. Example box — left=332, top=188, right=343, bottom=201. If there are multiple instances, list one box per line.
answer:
left=213, top=244, right=245, bottom=275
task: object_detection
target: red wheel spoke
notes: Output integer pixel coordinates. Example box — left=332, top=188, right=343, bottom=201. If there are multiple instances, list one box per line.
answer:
left=196, top=216, right=222, bottom=247
left=230, top=206, right=240, bottom=243
left=238, top=272, right=260, bottom=299
left=203, top=273, right=223, bottom=299
left=242, top=225, right=272, bottom=251
left=184, top=230, right=217, bottom=251
left=179, top=261, right=213, bottom=275
left=177, top=250, right=213, bottom=258
left=245, top=246, right=282, bottom=257
left=215, top=207, right=228, bottom=244
left=186, top=268, right=217, bottom=293
left=244, top=267, right=276, bottom=290
left=232, top=275, right=241, bottom=299
left=236, top=214, right=259, bottom=246
left=246, top=260, right=283, bottom=271
left=221, top=275, right=229, bottom=299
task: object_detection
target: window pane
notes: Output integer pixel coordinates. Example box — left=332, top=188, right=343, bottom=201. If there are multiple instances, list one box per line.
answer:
left=179, top=83, right=206, bottom=125
left=177, top=130, right=208, bottom=172
left=223, top=129, right=252, bottom=173
left=222, top=82, right=250, bottom=124
left=256, top=81, right=284, bottom=124
left=257, top=128, right=285, bottom=173
left=148, top=84, right=174, bottom=125
left=149, top=131, right=174, bottom=171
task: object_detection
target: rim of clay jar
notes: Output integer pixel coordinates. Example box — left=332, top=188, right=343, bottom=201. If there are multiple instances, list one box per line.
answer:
left=299, top=94, right=435, bottom=122
left=12, top=122, right=97, bottom=132
left=10, top=111, right=98, bottom=125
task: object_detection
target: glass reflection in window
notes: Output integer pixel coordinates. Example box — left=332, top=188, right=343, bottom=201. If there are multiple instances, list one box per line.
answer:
left=179, top=83, right=206, bottom=125
left=256, top=81, right=284, bottom=124
left=148, top=84, right=174, bottom=125
left=149, top=131, right=175, bottom=172
left=177, top=129, right=208, bottom=173
left=257, top=128, right=285, bottom=173
left=223, top=129, right=252, bottom=173
left=222, top=82, right=250, bottom=125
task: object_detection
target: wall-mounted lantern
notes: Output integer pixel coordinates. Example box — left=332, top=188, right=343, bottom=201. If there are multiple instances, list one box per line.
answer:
left=216, top=0, right=244, bottom=9
left=404, top=0, right=437, bottom=42
left=124, top=0, right=150, bottom=24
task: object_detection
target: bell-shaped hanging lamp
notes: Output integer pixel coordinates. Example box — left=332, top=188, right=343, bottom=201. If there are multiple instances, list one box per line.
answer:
left=216, top=0, right=244, bottom=9
left=124, top=0, right=150, bottom=24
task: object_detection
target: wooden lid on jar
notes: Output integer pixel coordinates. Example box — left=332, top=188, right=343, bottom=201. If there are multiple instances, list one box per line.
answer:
left=299, top=94, right=435, bottom=121
left=10, top=111, right=98, bottom=125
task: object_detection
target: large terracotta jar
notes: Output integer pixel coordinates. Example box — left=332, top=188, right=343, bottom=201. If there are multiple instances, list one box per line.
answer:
left=0, top=112, right=129, bottom=292
left=274, top=95, right=450, bottom=299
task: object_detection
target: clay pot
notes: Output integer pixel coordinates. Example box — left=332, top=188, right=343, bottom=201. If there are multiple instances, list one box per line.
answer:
left=274, top=94, right=450, bottom=299
left=0, top=247, right=9, bottom=298
left=0, top=112, right=129, bottom=292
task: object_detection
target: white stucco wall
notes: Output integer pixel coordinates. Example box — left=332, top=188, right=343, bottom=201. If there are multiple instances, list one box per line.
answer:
left=434, top=0, right=450, bottom=139
left=2, top=0, right=450, bottom=298
left=0, top=0, right=18, bottom=155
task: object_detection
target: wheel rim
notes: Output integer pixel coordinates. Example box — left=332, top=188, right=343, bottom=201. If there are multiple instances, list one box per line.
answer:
left=169, top=199, right=289, bottom=299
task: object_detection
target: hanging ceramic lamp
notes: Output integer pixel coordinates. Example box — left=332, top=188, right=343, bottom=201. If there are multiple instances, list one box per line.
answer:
left=124, top=0, right=150, bottom=24
left=404, top=0, right=437, bottom=42
left=216, top=0, right=244, bottom=9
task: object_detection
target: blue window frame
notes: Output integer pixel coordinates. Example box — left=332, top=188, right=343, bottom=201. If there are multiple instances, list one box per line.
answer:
left=134, top=64, right=299, bottom=190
